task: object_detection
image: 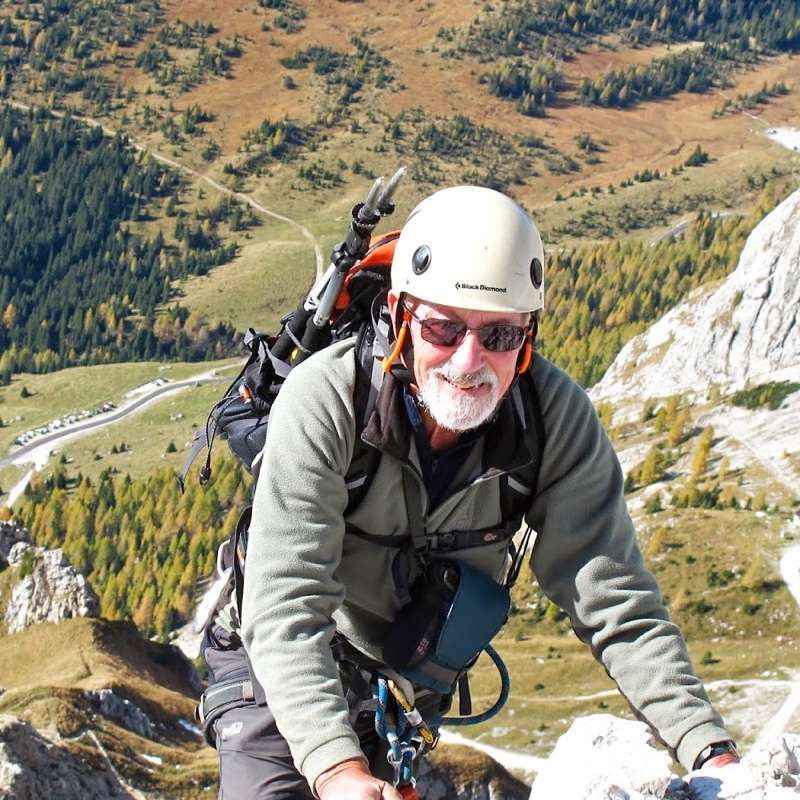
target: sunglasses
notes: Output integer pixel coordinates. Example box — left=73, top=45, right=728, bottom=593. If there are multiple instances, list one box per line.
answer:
left=404, top=306, right=528, bottom=352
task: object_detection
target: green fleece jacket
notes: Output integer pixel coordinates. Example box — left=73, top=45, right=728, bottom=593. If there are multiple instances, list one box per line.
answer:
left=240, top=338, right=731, bottom=788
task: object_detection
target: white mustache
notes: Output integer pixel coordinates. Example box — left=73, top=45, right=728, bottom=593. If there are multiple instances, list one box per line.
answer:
left=429, top=362, right=499, bottom=390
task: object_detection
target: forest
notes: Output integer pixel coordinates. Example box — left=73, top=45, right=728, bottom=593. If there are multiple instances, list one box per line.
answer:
left=10, top=456, right=250, bottom=638
left=462, top=0, right=800, bottom=58
left=0, top=105, right=239, bottom=381
left=464, top=0, right=799, bottom=115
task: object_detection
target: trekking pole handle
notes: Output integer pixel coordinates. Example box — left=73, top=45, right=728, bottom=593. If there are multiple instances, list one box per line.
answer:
left=269, top=177, right=388, bottom=361
left=377, top=165, right=405, bottom=216
left=311, top=167, right=405, bottom=329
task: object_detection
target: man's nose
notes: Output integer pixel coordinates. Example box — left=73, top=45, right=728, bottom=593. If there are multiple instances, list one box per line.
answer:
left=449, top=330, right=486, bottom=373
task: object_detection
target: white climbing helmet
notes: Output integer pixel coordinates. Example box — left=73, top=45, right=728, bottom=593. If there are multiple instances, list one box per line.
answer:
left=391, top=185, right=545, bottom=313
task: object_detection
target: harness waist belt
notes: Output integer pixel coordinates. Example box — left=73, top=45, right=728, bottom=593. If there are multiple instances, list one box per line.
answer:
left=196, top=678, right=256, bottom=725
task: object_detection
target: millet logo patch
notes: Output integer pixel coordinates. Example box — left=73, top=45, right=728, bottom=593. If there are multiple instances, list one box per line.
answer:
left=221, top=721, right=244, bottom=741
left=455, top=282, right=507, bottom=293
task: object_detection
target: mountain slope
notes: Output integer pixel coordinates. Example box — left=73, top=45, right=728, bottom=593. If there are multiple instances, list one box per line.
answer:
left=589, top=188, right=800, bottom=501
left=0, top=616, right=217, bottom=798
left=2, top=0, right=799, bottom=240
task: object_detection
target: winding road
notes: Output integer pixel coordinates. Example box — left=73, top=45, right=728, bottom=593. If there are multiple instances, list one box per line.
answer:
left=0, top=370, right=225, bottom=507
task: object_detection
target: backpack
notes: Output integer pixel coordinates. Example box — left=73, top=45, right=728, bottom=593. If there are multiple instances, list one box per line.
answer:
left=180, top=229, right=400, bottom=496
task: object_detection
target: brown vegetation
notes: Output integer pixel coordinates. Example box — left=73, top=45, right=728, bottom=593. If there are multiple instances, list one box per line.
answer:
left=108, top=0, right=800, bottom=215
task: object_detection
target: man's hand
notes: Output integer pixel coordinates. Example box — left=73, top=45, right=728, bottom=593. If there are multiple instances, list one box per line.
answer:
left=687, top=760, right=764, bottom=799
left=702, top=752, right=740, bottom=768
left=314, top=758, right=403, bottom=800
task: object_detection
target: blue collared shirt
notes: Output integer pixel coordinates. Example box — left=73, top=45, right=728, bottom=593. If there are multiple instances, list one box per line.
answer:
left=402, top=387, right=481, bottom=507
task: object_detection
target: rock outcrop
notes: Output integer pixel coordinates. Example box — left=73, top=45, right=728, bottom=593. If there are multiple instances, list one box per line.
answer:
left=0, top=717, right=134, bottom=800
left=529, top=715, right=800, bottom=800
left=591, top=189, right=800, bottom=405
left=4, top=542, right=100, bottom=633
left=418, top=742, right=531, bottom=800
left=85, top=689, right=154, bottom=740
left=0, top=520, right=29, bottom=565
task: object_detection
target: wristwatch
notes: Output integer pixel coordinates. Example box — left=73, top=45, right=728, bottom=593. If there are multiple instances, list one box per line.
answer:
left=693, top=740, right=739, bottom=770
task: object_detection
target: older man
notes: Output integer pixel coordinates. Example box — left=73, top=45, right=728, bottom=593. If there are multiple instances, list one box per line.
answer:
left=204, top=186, right=738, bottom=800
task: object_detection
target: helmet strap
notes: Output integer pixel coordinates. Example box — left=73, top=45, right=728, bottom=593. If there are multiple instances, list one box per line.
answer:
left=516, top=316, right=538, bottom=374
left=382, top=310, right=411, bottom=372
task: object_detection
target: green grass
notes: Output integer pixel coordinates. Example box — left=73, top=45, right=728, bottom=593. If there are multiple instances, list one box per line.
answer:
left=0, top=360, right=239, bottom=437
left=463, top=504, right=800, bottom=759
left=178, top=237, right=317, bottom=336
left=731, top=381, right=800, bottom=411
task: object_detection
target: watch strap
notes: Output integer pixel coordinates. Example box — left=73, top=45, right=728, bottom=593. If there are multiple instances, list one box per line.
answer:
left=693, top=740, right=739, bottom=770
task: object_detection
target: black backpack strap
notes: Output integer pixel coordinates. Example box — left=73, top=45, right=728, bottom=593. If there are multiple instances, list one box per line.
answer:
left=343, top=320, right=385, bottom=515
left=503, top=370, right=546, bottom=589
left=179, top=329, right=292, bottom=490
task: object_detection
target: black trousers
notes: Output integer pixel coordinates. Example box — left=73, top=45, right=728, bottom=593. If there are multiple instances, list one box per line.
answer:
left=201, top=626, right=445, bottom=800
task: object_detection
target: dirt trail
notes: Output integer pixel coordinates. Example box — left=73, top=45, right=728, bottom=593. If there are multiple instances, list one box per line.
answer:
left=3, top=99, right=324, bottom=277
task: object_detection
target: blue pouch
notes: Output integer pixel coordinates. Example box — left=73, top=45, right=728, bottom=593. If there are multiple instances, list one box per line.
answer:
left=382, top=560, right=510, bottom=695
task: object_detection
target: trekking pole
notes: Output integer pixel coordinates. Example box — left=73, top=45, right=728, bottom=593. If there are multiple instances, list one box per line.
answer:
left=271, top=167, right=405, bottom=364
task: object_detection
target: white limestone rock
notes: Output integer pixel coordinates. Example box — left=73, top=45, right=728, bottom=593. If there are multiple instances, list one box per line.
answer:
left=529, top=714, right=680, bottom=800
left=0, top=717, right=122, bottom=799
left=528, top=716, right=800, bottom=800
left=591, top=188, right=800, bottom=406
left=4, top=543, right=100, bottom=633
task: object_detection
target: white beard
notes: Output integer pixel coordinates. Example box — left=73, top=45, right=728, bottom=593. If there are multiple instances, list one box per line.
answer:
left=416, top=361, right=501, bottom=432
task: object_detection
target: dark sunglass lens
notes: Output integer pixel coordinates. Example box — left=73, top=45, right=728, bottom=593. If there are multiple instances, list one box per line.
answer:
left=420, top=318, right=466, bottom=347
left=480, top=325, right=526, bottom=352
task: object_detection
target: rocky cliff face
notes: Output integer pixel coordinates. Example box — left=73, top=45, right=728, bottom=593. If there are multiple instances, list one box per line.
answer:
left=0, top=717, right=134, bottom=800
left=591, top=189, right=800, bottom=405
left=3, top=532, right=100, bottom=634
